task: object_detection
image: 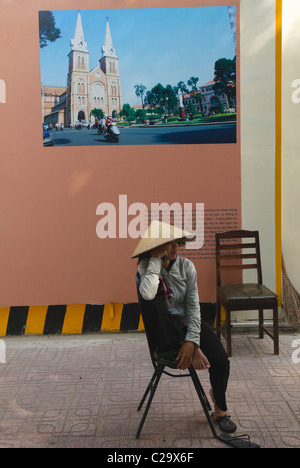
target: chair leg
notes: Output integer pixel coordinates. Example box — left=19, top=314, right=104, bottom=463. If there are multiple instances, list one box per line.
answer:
left=226, top=308, right=232, bottom=357
left=189, top=367, right=212, bottom=412
left=216, top=302, right=221, bottom=339
left=189, top=367, right=218, bottom=438
left=136, top=365, right=164, bottom=439
left=137, top=370, right=158, bottom=412
left=273, top=305, right=279, bottom=355
left=259, top=308, right=264, bottom=339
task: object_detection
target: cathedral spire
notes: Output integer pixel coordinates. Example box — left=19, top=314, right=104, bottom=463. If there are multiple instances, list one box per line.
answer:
left=70, top=10, right=88, bottom=52
left=101, top=17, right=118, bottom=58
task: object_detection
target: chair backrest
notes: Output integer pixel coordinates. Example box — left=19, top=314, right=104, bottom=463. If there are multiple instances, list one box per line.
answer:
left=216, top=230, right=263, bottom=287
left=136, top=272, right=185, bottom=367
left=136, top=273, right=157, bottom=368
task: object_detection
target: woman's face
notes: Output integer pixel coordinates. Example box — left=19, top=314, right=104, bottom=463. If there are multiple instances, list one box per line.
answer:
left=165, top=241, right=179, bottom=260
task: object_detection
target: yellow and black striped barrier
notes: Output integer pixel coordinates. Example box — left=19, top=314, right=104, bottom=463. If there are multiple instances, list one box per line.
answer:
left=0, top=303, right=216, bottom=336
left=0, top=303, right=144, bottom=337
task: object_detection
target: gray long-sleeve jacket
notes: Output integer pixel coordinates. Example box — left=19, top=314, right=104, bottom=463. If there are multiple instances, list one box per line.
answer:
left=138, top=256, right=201, bottom=346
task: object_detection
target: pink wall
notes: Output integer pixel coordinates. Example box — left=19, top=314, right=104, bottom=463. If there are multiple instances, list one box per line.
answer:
left=0, top=0, right=240, bottom=306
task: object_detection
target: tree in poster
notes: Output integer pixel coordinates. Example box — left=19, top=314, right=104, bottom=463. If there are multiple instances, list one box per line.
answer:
left=134, top=84, right=147, bottom=108
left=90, top=108, right=105, bottom=120
left=39, top=11, right=61, bottom=48
left=174, top=81, right=189, bottom=96
left=144, top=90, right=156, bottom=109
left=187, top=76, right=204, bottom=115
left=164, top=85, right=178, bottom=115
left=213, top=57, right=236, bottom=107
left=120, top=104, right=136, bottom=122
left=187, top=76, right=199, bottom=92
left=153, top=84, right=166, bottom=107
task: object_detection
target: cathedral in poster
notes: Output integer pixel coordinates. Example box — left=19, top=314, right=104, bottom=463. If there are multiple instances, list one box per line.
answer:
left=44, top=11, right=122, bottom=127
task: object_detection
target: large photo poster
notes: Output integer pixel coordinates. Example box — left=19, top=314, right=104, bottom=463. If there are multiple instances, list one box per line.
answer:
left=40, top=7, right=237, bottom=146
left=0, top=0, right=239, bottom=308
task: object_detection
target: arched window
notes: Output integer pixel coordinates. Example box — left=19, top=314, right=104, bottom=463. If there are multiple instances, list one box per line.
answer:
left=82, top=57, right=84, bottom=69
left=78, top=111, right=85, bottom=121
left=77, top=79, right=86, bottom=94
left=78, top=56, right=81, bottom=69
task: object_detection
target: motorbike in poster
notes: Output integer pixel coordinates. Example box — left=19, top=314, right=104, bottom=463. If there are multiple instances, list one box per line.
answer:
left=105, top=122, right=120, bottom=143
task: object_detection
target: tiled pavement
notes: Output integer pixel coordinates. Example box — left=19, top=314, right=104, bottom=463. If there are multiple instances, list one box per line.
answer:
left=0, top=330, right=299, bottom=449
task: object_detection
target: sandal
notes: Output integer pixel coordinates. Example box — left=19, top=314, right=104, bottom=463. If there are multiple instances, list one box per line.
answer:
left=217, top=432, right=260, bottom=448
left=211, top=413, right=237, bottom=433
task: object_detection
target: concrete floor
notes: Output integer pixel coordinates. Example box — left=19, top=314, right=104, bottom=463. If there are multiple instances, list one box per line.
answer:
left=0, top=330, right=299, bottom=449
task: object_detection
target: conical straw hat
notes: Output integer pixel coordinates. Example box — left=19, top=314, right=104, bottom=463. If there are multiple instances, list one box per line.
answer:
left=131, top=220, right=195, bottom=258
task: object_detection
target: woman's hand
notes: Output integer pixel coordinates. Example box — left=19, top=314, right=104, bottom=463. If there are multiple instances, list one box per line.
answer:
left=151, top=244, right=168, bottom=259
left=176, top=342, right=195, bottom=370
left=192, top=348, right=210, bottom=371
left=176, top=343, right=210, bottom=371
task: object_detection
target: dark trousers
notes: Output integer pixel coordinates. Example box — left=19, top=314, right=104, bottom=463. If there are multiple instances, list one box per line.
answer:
left=199, top=321, right=230, bottom=412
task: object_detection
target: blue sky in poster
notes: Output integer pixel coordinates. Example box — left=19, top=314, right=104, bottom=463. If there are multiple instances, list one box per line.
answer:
left=39, top=6, right=236, bottom=106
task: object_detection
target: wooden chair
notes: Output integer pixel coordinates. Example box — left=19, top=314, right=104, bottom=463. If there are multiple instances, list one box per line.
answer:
left=216, top=230, right=279, bottom=357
